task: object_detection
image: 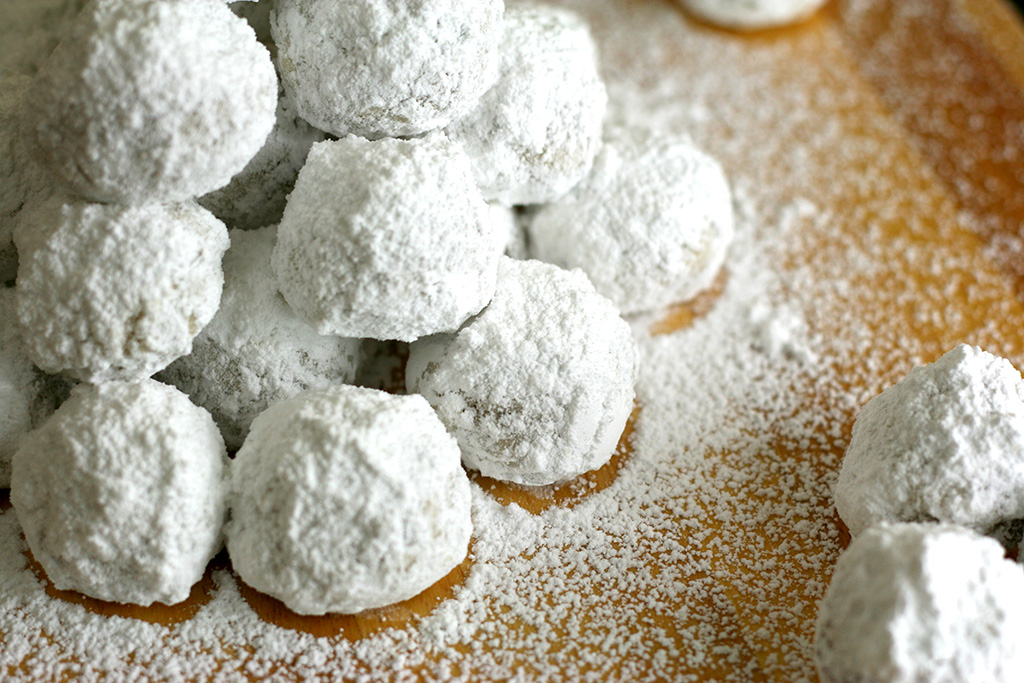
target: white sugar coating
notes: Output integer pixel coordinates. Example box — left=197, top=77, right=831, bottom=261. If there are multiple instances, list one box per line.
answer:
left=0, top=290, right=71, bottom=489
left=815, top=523, right=1024, bottom=683
left=680, top=0, right=828, bottom=31
left=271, top=0, right=502, bottom=139
left=25, top=0, right=277, bottom=204
left=227, top=385, right=472, bottom=615
left=445, top=3, right=606, bottom=205
left=11, top=379, right=229, bottom=606
left=0, top=0, right=85, bottom=76
left=529, top=127, right=734, bottom=314
left=0, top=73, right=57, bottom=285
left=272, top=134, right=501, bottom=342
left=198, top=89, right=326, bottom=231
left=835, top=344, right=1024, bottom=537
left=158, top=226, right=360, bottom=451
left=407, top=257, right=637, bottom=486
left=13, top=198, right=229, bottom=384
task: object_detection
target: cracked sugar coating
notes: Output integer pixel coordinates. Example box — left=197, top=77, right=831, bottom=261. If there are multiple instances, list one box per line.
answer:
left=836, top=344, right=1024, bottom=537
left=529, top=128, right=734, bottom=315
left=26, top=0, right=277, bottom=204
left=198, top=88, right=325, bottom=231
left=446, top=4, right=606, bottom=205
left=815, top=523, right=1024, bottom=683
left=272, top=135, right=501, bottom=342
left=227, top=385, right=472, bottom=616
left=159, top=227, right=360, bottom=451
left=680, top=0, right=828, bottom=31
left=0, top=289, right=71, bottom=489
left=271, top=0, right=502, bottom=139
left=407, top=257, right=638, bottom=487
left=11, top=379, right=229, bottom=606
left=14, top=197, right=229, bottom=384
left=1, top=73, right=57, bottom=285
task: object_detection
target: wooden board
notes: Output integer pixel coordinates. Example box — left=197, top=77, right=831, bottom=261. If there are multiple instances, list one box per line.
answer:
left=5, top=0, right=1024, bottom=680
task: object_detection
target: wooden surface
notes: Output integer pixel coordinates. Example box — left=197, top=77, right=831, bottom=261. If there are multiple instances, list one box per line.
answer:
left=7, top=0, right=1024, bottom=680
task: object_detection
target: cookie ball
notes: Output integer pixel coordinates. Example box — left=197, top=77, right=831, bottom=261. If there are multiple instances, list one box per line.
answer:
left=272, top=134, right=501, bottom=342
left=681, top=0, right=827, bottom=31
left=198, top=89, right=326, bottom=231
left=0, top=289, right=72, bottom=488
left=227, top=385, right=472, bottom=615
left=11, top=379, right=229, bottom=606
left=836, top=344, right=1024, bottom=537
left=26, top=0, right=277, bottom=204
left=407, top=257, right=638, bottom=486
left=1, top=73, right=57, bottom=285
left=158, top=227, right=361, bottom=451
left=529, top=128, right=734, bottom=315
left=446, top=4, right=606, bottom=205
left=815, top=523, right=1024, bottom=683
left=14, top=198, right=229, bottom=383
left=272, top=0, right=502, bottom=139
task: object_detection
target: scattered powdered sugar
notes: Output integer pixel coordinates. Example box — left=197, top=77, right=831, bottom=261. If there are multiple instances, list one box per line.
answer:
left=0, top=0, right=85, bottom=76
left=2, top=0, right=1021, bottom=680
left=815, top=523, right=1024, bottom=683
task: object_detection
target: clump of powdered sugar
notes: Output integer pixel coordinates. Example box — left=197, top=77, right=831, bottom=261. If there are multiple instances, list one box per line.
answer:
left=529, top=126, right=734, bottom=314
left=228, top=386, right=472, bottom=615
left=198, top=89, right=326, bottom=231
left=14, top=197, right=229, bottom=383
left=0, top=289, right=71, bottom=488
left=835, top=344, right=1024, bottom=537
left=680, top=0, right=828, bottom=31
left=158, top=227, right=361, bottom=451
left=11, top=379, right=229, bottom=606
left=407, top=257, right=638, bottom=487
left=271, top=0, right=502, bottom=139
left=815, top=523, right=1024, bottom=683
left=0, top=73, right=56, bottom=285
left=272, top=134, right=501, bottom=342
left=446, top=3, right=606, bottom=205
left=26, top=0, right=277, bottom=204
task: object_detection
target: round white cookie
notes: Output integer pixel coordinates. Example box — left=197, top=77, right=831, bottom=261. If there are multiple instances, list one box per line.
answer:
left=407, top=257, right=638, bottom=487
left=227, top=385, right=472, bottom=615
left=14, top=197, right=229, bottom=383
left=159, top=227, right=361, bottom=451
left=11, top=379, right=229, bottom=606
left=446, top=4, right=606, bottom=205
left=272, top=134, right=501, bottom=342
left=836, top=344, right=1024, bottom=537
left=815, top=523, right=1024, bottom=683
left=681, top=0, right=827, bottom=31
left=272, top=0, right=502, bottom=139
left=26, top=0, right=277, bottom=203
left=529, top=128, right=734, bottom=315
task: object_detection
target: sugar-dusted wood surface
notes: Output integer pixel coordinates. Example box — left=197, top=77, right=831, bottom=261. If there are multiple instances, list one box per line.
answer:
left=5, top=0, right=1024, bottom=680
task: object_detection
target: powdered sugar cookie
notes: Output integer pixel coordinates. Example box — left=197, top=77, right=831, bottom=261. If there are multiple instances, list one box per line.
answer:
left=159, top=227, right=360, bottom=451
left=14, top=198, right=229, bottom=383
left=681, top=0, right=828, bottom=32
left=228, top=385, right=472, bottom=615
left=446, top=4, right=606, bottom=205
left=529, top=128, right=734, bottom=315
left=836, top=344, right=1024, bottom=537
left=272, top=134, right=501, bottom=342
left=407, top=257, right=638, bottom=487
left=26, top=0, right=277, bottom=203
left=272, top=0, right=502, bottom=139
left=11, top=379, right=229, bottom=606
left=815, top=523, right=1024, bottom=683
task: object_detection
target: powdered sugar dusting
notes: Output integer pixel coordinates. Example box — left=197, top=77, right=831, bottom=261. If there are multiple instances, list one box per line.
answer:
left=3, top=0, right=1024, bottom=680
